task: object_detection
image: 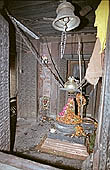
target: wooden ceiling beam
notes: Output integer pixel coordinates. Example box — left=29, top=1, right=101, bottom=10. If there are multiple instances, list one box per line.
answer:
left=8, top=1, right=50, bottom=10
left=9, top=2, right=57, bottom=14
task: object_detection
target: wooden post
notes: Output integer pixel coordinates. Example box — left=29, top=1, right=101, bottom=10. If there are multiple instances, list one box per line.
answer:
left=93, top=7, right=110, bottom=170
left=0, top=14, right=10, bottom=151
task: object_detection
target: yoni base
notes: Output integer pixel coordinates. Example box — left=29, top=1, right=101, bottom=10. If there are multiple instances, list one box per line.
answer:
left=48, top=132, right=86, bottom=145
left=55, top=121, right=95, bottom=135
left=55, top=121, right=76, bottom=134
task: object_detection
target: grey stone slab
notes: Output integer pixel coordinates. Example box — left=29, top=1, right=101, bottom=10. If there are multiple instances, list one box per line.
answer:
left=48, top=132, right=85, bottom=145
left=0, top=163, right=21, bottom=170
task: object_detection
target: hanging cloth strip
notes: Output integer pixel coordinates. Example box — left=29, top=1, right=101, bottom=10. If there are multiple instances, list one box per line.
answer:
left=85, top=0, right=109, bottom=86
left=85, top=38, right=102, bottom=86
left=94, top=0, right=109, bottom=53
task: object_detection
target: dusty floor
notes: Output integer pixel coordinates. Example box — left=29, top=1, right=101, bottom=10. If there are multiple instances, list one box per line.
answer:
left=14, top=117, right=84, bottom=170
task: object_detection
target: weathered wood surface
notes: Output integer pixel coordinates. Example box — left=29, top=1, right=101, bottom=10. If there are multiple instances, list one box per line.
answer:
left=36, top=137, right=89, bottom=161
left=0, top=14, right=10, bottom=151
left=7, top=1, right=100, bottom=36
left=0, top=152, right=61, bottom=170
left=98, top=11, right=110, bottom=170
left=93, top=8, right=110, bottom=170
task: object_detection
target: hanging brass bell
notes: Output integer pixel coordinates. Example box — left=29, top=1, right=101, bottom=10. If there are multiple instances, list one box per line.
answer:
left=52, top=1, right=80, bottom=32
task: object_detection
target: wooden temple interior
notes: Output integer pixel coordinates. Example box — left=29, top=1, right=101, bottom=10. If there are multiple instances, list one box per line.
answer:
left=0, top=0, right=110, bottom=169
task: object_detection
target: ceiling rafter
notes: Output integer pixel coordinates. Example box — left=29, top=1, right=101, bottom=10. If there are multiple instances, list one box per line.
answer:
left=5, top=0, right=101, bottom=37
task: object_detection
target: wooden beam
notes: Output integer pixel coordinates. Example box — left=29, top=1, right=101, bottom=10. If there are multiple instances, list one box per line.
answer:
left=0, top=152, right=60, bottom=170
left=8, top=1, right=50, bottom=10
left=11, top=10, right=56, bottom=19
left=9, top=2, right=57, bottom=16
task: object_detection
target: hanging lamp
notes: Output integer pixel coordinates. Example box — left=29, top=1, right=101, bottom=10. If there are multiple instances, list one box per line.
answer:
left=52, top=0, right=80, bottom=32
left=60, top=76, right=80, bottom=93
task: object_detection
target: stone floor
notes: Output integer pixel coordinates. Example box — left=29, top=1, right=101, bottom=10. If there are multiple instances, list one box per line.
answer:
left=14, top=117, right=85, bottom=170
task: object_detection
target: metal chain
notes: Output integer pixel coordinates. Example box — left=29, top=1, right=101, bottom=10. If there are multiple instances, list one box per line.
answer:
left=60, top=31, right=67, bottom=59
left=77, top=35, right=83, bottom=118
